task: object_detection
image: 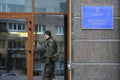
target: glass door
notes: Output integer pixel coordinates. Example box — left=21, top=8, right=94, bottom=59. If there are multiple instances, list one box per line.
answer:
left=0, top=15, right=33, bottom=80
left=33, top=0, right=69, bottom=80
left=33, top=14, right=67, bottom=80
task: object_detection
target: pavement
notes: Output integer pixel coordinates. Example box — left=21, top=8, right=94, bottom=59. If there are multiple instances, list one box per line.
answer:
left=0, top=76, right=64, bottom=80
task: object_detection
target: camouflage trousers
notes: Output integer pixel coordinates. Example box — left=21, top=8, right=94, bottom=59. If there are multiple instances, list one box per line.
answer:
left=42, top=61, right=55, bottom=80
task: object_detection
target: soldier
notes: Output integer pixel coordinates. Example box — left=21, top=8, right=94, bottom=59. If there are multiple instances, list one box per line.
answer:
left=41, top=30, right=59, bottom=80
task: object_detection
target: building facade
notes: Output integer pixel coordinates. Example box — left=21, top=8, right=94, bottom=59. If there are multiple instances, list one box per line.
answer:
left=71, top=0, right=120, bottom=80
left=0, top=0, right=120, bottom=80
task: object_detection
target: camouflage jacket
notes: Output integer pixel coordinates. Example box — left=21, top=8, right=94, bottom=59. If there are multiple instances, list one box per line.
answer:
left=40, top=37, right=58, bottom=63
left=44, top=37, right=58, bottom=58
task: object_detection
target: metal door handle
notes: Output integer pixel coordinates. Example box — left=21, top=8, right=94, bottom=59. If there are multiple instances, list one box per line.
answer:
left=67, top=63, right=72, bottom=70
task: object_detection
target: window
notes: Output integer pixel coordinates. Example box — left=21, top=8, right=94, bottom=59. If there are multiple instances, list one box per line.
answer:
left=18, top=41, right=25, bottom=48
left=56, top=25, right=64, bottom=35
left=0, top=4, right=25, bottom=12
left=55, top=61, right=64, bottom=70
left=34, top=60, right=42, bottom=70
left=9, top=23, right=12, bottom=30
left=8, top=41, right=25, bottom=49
left=35, top=24, right=46, bottom=34
left=8, top=4, right=25, bottom=12
left=0, top=58, right=6, bottom=68
left=0, top=40, right=5, bottom=48
left=34, top=0, right=67, bottom=12
left=8, top=22, right=26, bottom=31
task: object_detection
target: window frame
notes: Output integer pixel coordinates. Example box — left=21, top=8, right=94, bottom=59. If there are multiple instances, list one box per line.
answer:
left=56, top=25, right=64, bottom=35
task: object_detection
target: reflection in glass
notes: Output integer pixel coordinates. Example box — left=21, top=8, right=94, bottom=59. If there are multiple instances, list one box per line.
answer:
left=0, top=0, right=32, bottom=12
left=0, top=18, right=27, bottom=80
left=34, top=14, right=65, bottom=80
left=34, top=0, right=67, bottom=12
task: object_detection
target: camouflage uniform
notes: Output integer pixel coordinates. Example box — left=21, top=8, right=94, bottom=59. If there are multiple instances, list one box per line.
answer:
left=41, top=37, right=58, bottom=80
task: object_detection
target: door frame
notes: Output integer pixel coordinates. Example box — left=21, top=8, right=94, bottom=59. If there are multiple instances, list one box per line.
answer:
left=0, top=12, right=34, bottom=80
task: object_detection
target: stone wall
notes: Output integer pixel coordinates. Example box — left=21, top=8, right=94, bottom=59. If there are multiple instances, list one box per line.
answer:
left=71, top=0, right=120, bottom=80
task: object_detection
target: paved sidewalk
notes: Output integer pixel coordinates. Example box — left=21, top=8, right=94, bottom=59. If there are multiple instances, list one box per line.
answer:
left=0, top=76, right=64, bottom=80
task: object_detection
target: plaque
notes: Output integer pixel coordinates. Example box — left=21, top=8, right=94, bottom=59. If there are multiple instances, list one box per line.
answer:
left=82, top=6, right=113, bottom=29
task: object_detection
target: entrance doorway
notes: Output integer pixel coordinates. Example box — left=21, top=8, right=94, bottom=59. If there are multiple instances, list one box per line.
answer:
left=33, top=14, right=68, bottom=80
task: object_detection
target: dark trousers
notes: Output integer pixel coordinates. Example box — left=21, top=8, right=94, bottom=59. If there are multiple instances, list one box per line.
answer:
left=42, top=62, right=55, bottom=80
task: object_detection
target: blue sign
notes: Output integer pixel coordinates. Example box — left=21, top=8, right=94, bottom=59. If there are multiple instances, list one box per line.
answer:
left=82, top=6, right=113, bottom=29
